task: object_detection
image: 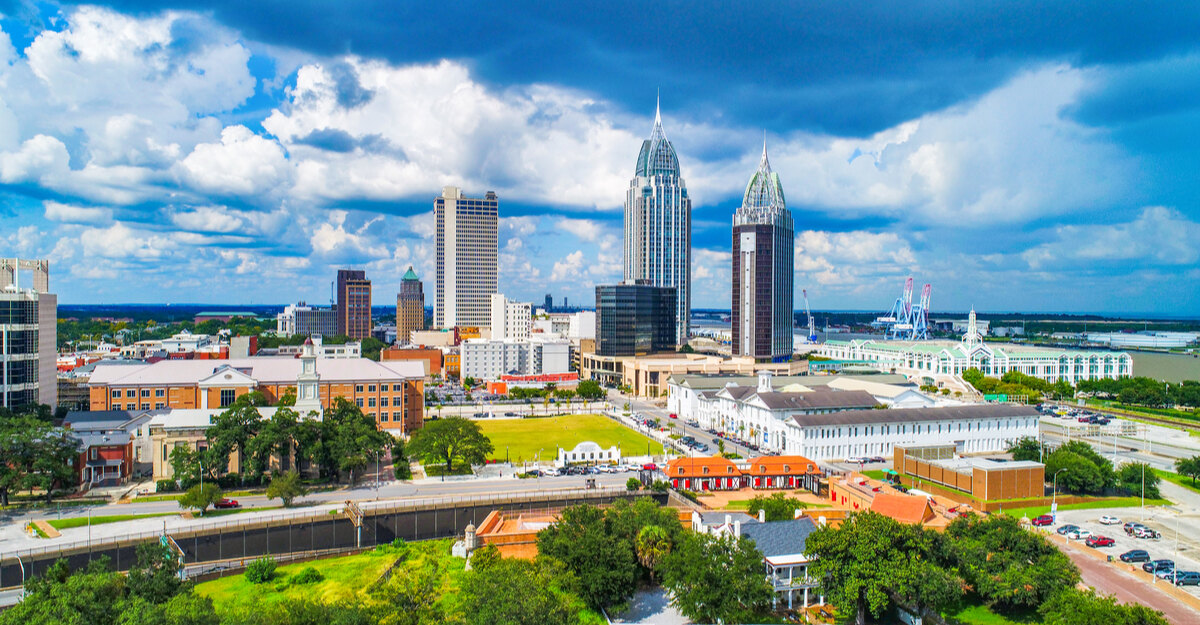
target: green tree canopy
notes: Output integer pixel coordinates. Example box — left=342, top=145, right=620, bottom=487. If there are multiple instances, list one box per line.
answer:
left=537, top=504, right=637, bottom=610
left=407, top=417, right=493, bottom=473
left=575, top=380, right=605, bottom=400
left=316, top=398, right=394, bottom=483
left=1039, top=588, right=1169, bottom=625
left=126, top=542, right=188, bottom=604
left=457, top=557, right=578, bottom=625
left=1116, top=462, right=1160, bottom=499
left=746, top=491, right=807, bottom=521
left=1175, top=455, right=1200, bottom=485
left=178, top=483, right=223, bottom=516
left=944, top=515, right=1079, bottom=613
left=659, top=532, right=775, bottom=624
left=1007, top=436, right=1046, bottom=462
left=266, top=470, right=308, bottom=507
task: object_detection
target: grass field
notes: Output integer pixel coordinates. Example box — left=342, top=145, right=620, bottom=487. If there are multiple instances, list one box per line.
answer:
left=1001, top=496, right=1171, bottom=519
left=478, top=414, right=664, bottom=462
left=47, top=512, right=175, bottom=530
left=944, top=604, right=1040, bottom=625
left=1155, top=468, right=1200, bottom=495
left=197, top=541, right=427, bottom=614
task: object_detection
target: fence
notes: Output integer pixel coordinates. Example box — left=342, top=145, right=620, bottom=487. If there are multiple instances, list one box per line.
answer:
left=0, top=486, right=662, bottom=589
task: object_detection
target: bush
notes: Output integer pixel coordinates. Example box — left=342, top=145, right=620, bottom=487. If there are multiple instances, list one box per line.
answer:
left=626, top=477, right=642, bottom=491
left=290, top=566, right=323, bottom=585
left=245, top=556, right=276, bottom=584
left=217, top=472, right=241, bottom=489
left=649, top=480, right=670, bottom=492
left=155, top=479, right=178, bottom=493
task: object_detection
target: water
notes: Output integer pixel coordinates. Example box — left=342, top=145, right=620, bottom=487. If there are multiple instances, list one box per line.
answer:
left=1131, top=351, right=1200, bottom=383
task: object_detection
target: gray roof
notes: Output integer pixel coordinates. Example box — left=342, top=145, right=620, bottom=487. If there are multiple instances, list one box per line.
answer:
left=740, top=517, right=818, bottom=558
left=674, top=373, right=912, bottom=390
left=698, top=511, right=757, bottom=526
left=63, top=410, right=150, bottom=432
left=74, top=430, right=132, bottom=449
left=791, top=403, right=1040, bottom=428
left=755, top=389, right=878, bottom=411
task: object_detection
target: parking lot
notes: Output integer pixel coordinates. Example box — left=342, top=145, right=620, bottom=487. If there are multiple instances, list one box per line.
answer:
left=1046, top=506, right=1200, bottom=597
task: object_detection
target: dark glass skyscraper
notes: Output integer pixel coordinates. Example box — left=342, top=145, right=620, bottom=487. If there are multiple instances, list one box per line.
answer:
left=336, top=268, right=372, bottom=340
left=623, top=100, right=691, bottom=346
left=732, top=143, right=794, bottom=362
left=595, top=281, right=677, bottom=357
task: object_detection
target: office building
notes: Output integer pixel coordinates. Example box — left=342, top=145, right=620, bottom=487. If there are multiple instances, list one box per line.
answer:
left=435, top=186, right=499, bottom=328
left=461, top=336, right=571, bottom=381
left=397, top=266, right=425, bottom=343
left=0, top=258, right=56, bottom=408
left=336, top=269, right=372, bottom=340
left=595, top=281, right=676, bottom=357
left=733, top=142, right=794, bottom=362
left=623, top=100, right=691, bottom=346
left=489, top=294, right=532, bottom=341
left=544, top=293, right=553, bottom=311
left=277, top=302, right=339, bottom=337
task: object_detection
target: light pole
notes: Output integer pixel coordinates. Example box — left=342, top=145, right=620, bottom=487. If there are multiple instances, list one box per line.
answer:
left=14, top=554, right=24, bottom=600
left=1052, top=468, right=1067, bottom=522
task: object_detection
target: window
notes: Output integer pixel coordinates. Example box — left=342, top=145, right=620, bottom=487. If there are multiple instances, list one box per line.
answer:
left=368, top=398, right=376, bottom=407
left=155, top=389, right=165, bottom=398
left=368, top=385, right=376, bottom=392
left=155, top=403, right=165, bottom=409
left=141, top=389, right=150, bottom=397
left=393, top=384, right=404, bottom=391
left=111, top=389, right=120, bottom=399
left=379, top=413, right=389, bottom=422
left=126, top=389, right=136, bottom=398
left=219, top=389, right=236, bottom=407
left=380, top=397, right=389, bottom=407
left=356, top=398, right=364, bottom=408
left=141, top=403, right=150, bottom=410
left=89, top=448, right=98, bottom=460
left=355, top=385, right=364, bottom=393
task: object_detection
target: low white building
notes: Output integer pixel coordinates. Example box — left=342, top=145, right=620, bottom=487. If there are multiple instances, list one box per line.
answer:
left=784, top=404, right=1040, bottom=461
left=556, top=441, right=621, bottom=466
left=819, top=311, right=1132, bottom=384
left=461, top=336, right=571, bottom=381
left=277, top=336, right=361, bottom=358
left=161, top=331, right=213, bottom=354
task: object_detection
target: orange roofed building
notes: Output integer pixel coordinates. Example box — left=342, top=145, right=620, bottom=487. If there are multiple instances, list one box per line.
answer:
left=743, top=455, right=821, bottom=493
left=667, top=457, right=742, bottom=491
left=667, top=455, right=823, bottom=493
left=870, top=491, right=937, bottom=525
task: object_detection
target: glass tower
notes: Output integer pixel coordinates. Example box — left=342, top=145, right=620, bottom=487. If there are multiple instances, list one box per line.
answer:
left=623, top=100, right=691, bottom=347
left=732, top=141, right=794, bottom=362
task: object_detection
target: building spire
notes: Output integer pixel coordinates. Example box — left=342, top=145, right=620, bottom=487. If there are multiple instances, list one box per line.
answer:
left=655, top=89, right=661, bottom=125
left=760, top=131, right=769, bottom=169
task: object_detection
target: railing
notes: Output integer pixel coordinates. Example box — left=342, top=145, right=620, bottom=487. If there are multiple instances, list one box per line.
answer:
left=0, top=486, right=644, bottom=562
left=772, top=577, right=820, bottom=590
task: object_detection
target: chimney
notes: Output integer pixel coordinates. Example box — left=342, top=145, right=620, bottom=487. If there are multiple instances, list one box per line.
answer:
left=757, top=509, right=766, bottom=523
left=725, top=514, right=732, bottom=527
left=794, top=509, right=803, bottom=520
left=757, top=371, right=773, bottom=393
left=733, top=520, right=741, bottom=537
left=818, top=516, right=827, bottom=527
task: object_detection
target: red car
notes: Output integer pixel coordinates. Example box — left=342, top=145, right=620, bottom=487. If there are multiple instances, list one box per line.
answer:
left=1086, top=535, right=1115, bottom=548
left=641, top=463, right=657, bottom=471
left=1031, top=514, right=1054, bottom=527
left=213, top=498, right=240, bottom=509
left=668, top=413, right=678, bottom=419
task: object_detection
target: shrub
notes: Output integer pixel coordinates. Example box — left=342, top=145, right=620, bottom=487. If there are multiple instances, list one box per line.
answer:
left=649, top=480, right=670, bottom=492
left=290, top=566, right=323, bottom=585
left=245, top=556, right=276, bottom=584
left=155, top=479, right=178, bottom=493
left=217, top=472, right=241, bottom=489
left=626, top=477, right=642, bottom=491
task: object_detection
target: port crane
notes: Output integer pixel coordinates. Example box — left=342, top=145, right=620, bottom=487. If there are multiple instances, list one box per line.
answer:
left=802, top=289, right=818, bottom=344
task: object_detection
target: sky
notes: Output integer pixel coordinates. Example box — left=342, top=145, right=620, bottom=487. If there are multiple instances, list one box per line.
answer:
left=1, top=1, right=1198, bottom=314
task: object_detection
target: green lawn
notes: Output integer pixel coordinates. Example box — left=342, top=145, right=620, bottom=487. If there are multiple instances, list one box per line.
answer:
left=861, top=469, right=888, bottom=480
left=478, top=414, right=664, bottom=462
left=1155, top=468, right=1200, bottom=495
left=47, top=512, right=176, bottom=530
left=1001, top=496, right=1171, bottom=520
left=197, top=541, right=430, bottom=614
left=723, top=499, right=830, bottom=511
left=945, top=604, right=1040, bottom=625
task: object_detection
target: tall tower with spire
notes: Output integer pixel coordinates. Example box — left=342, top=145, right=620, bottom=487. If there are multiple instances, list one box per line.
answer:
left=732, top=139, right=794, bottom=362
left=623, top=98, right=692, bottom=347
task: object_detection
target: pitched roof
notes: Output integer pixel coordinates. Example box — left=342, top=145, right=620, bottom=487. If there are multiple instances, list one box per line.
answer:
left=754, top=389, right=878, bottom=411
left=746, top=455, right=820, bottom=475
left=740, top=517, right=818, bottom=558
left=791, top=403, right=1039, bottom=428
left=63, top=410, right=146, bottom=431
left=672, top=373, right=911, bottom=390
left=870, top=492, right=935, bottom=525
left=666, top=456, right=740, bottom=478
left=89, top=357, right=424, bottom=387
left=697, top=511, right=757, bottom=527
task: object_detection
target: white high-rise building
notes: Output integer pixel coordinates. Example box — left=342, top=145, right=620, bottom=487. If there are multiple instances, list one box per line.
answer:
left=489, top=294, right=532, bottom=341
left=0, top=259, right=56, bottom=408
left=435, top=186, right=498, bottom=328
left=623, top=100, right=691, bottom=347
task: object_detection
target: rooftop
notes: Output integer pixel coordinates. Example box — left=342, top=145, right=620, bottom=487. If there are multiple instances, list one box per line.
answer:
left=791, top=403, right=1039, bottom=428
left=89, top=357, right=423, bottom=386
left=740, top=517, right=818, bottom=559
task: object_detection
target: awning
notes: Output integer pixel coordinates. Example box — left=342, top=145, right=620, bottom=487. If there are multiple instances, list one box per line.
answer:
left=884, top=469, right=900, bottom=475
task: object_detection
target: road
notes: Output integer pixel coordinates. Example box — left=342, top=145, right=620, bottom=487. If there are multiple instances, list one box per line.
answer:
left=614, top=390, right=759, bottom=459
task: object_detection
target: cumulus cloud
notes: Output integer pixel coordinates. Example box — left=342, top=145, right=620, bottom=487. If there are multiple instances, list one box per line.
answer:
left=43, top=201, right=113, bottom=224
left=1022, top=206, right=1200, bottom=269
left=550, top=250, right=585, bottom=281
left=178, top=126, right=291, bottom=197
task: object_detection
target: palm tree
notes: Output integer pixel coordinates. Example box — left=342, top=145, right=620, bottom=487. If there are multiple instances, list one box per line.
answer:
left=635, top=525, right=672, bottom=581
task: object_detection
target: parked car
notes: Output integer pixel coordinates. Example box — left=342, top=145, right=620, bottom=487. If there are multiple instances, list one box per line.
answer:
left=642, top=463, right=657, bottom=471
left=1031, top=514, right=1054, bottom=527
left=1120, top=549, right=1151, bottom=563
left=668, top=413, right=678, bottom=419
left=846, top=456, right=866, bottom=464
left=1056, top=524, right=1080, bottom=536
left=213, top=498, right=240, bottom=509
left=1123, top=522, right=1145, bottom=535
left=1085, top=535, right=1115, bottom=548
left=1143, top=559, right=1175, bottom=574
left=1171, top=571, right=1200, bottom=586
left=1065, top=528, right=1092, bottom=540
left=870, top=456, right=886, bottom=463
left=1135, top=527, right=1161, bottom=539
left=1098, top=515, right=1121, bottom=525
left=1156, top=567, right=1181, bottom=580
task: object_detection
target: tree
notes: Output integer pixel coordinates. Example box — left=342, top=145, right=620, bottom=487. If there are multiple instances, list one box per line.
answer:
left=746, top=492, right=807, bottom=522
left=1116, top=462, right=1160, bottom=499
left=266, top=470, right=308, bottom=507
left=537, top=504, right=638, bottom=610
left=372, top=548, right=449, bottom=625
left=116, top=593, right=220, bottom=625
left=626, top=476, right=642, bottom=491
left=26, top=425, right=79, bottom=502
left=178, top=483, right=223, bottom=516
left=407, top=417, right=494, bottom=474
left=205, top=395, right=264, bottom=478
left=1008, top=436, right=1046, bottom=462
left=126, top=542, right=187, bottom=604
left=1175, top=455, right=1200, bottom=486
left=944, top=515, right=1079, bottom=613
left=457, top=557, right=577, bottom=625
left=0, top=416, right=79, bottom=504
left=317, top=398, right=393, bottom=483
left=659, top=532, right=774, bottom=624
left=635, top=525, right=671, bottom=581
left=575, top=380, right=605, bottom=401
left=1045, top=450, right=1107, bottom=495
left=0, top=558, right=126, bottom=625
left=1039, top=588, right=1169, bottom=625
left=604, top=497, right=682, bottom=545
left=392, top=439, right=413, bottom=480
left=245, top=406, right=300, bottom=478
left=169, top=446, right=202, bottom=490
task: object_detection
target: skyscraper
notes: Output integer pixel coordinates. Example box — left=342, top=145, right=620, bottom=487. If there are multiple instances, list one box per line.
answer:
left=623, top=99, right=691, bottom=346
left=0, top=258, right=56, bottom=408
left=595, top=281, right=677, bottom=357
left=396, top=266, right=425, bottom=344
left=435, top=186, right=498, bottom=328
left=489, top=293, right=532, bottom=341
left=732, top=142, right=794, bottom=362
left=336, top=269, right=372, bottom=340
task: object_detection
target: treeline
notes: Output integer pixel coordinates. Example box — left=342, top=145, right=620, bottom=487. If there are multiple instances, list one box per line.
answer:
left=808, top=512, right=1167, bottom=625
left=163, top=392, right=393, bottom=491
left=0, top=405, right=80, bottom=505
left=1009, top=438, right=1160, bottom=497
left=963, top=368, right=1073, bottom=401
left=1077, top=377, right=1200, bottom=409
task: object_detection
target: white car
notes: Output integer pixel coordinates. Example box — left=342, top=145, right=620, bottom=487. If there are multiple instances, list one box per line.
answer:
left=1066, top=529, right=1093, bottom=540
left=1099, top=515, right=1121, bottom=525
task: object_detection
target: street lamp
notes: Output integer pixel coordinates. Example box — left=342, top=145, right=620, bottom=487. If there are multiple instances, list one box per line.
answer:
left=14, top=554, right=24, bottom=601
left=1052, top=468, right=1067, bottom=522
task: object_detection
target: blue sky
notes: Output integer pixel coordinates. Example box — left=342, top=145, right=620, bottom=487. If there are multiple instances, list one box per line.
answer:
left=0, top=1, right=1198, bottom=313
